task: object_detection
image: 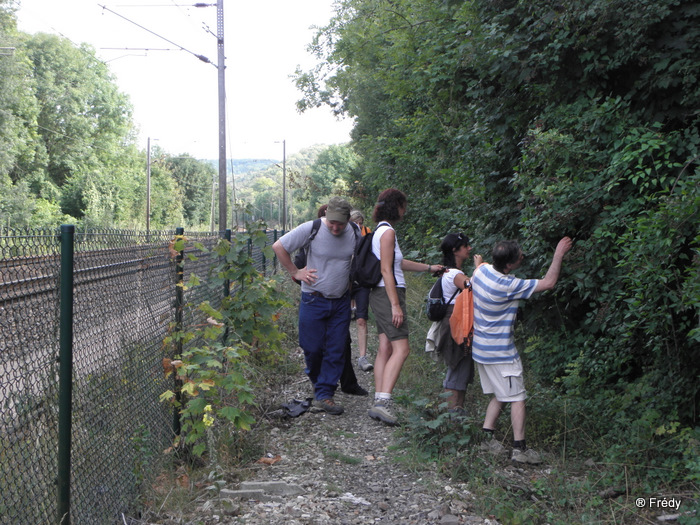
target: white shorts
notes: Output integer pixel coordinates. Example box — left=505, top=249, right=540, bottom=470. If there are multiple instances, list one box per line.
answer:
left=476, top=358, right=527, bottom=402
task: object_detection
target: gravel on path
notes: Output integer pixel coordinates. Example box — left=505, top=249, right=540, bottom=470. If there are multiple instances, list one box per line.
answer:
left=208, top=340, right=497, bottom=525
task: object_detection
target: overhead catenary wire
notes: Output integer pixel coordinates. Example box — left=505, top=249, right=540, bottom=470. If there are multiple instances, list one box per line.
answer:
left=111, top=3, right=215, bottom=6
left=101, top=47, right=175, bottom=51
left=16, top=3, right=221, bottom=174
left=98, top=4, right=215, bottom=66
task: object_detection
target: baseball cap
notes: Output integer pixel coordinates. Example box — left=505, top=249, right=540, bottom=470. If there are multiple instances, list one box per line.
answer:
left=325, top=197, right=352, bottom=223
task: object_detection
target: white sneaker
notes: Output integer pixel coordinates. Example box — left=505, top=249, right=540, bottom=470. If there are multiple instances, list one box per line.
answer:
left=511, top=448, right=543, bottom=465
left=357, top=355, right=374, bottom=372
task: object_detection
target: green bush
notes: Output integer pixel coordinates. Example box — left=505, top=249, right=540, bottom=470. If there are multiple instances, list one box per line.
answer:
left=161, top=223, right=289, bottom=457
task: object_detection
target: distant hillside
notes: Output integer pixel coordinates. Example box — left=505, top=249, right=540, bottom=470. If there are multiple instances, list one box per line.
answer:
left=204, top=159, right=278, bottom=175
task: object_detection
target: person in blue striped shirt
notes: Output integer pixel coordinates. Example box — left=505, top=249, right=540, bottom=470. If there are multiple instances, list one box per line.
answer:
left=472, top=236, right=572, bottom=464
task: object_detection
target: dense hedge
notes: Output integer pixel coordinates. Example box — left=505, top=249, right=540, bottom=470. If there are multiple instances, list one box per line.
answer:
left=298, top=0, right=699, bottom=483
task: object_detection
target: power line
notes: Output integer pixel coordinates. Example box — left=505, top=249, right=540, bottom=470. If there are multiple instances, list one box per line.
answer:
left=36, top=124, right=86, bottom=143
left=110, top=3, right=215, bottom=6
left=98, top=4, right=215, bottom=66
left=101, top=47, right=175, bottom=51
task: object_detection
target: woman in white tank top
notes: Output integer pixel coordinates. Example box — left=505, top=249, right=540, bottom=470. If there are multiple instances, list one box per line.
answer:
left=367, top=189, right=444, bottom=426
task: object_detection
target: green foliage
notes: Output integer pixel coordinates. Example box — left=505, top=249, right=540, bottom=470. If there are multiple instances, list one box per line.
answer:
left=401, top=397, right=482, bottom=459
left=167, top=154, right=215, bottom=227
left=0, top=19, right=39, bottom=185
left=297, top=0, right=700, bottom=496
left=1, top=4, right=334, bottom=232
left=161, top=223, right=289, bottom=457
left=234, top=145, right=331, bottom=228
left=130, top=424, right=154, bottom=507
left=294, top=144, right=361, bottom=214
left=0, top=11, right=218, bottom=230
left=213, top=222, right=289, bottom=364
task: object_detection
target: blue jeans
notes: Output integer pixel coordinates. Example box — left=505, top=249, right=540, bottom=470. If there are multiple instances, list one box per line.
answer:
left=299, top=291, right=351, bottom=400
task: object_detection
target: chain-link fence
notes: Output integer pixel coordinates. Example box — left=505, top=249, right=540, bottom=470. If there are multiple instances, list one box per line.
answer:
left=0, top=226, right=282, bottom=525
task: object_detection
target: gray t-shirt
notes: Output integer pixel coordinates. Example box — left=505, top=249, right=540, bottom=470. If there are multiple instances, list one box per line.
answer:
left=280, top=219, right=356, bottom=298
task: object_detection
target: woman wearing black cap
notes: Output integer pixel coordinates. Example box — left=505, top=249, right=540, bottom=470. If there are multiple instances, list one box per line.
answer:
left=435, top=232, right=482, bottom=413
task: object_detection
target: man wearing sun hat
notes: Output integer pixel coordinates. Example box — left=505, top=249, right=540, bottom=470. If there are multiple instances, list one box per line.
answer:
left=272, top=197, right=359, bottom=415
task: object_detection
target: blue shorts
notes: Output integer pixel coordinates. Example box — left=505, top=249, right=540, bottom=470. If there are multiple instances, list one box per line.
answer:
left=352, top=286, right=370, bottom=320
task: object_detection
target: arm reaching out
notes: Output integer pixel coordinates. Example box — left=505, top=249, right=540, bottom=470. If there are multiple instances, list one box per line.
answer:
left=534, top=237, right=573, bottom=293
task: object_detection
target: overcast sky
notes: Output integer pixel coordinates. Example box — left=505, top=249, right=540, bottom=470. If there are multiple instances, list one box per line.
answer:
left=15, top=0, right=353, bottom=161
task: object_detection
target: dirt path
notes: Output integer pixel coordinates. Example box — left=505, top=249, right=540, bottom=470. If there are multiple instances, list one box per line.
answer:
left=212, top=339, right=495, bottom=525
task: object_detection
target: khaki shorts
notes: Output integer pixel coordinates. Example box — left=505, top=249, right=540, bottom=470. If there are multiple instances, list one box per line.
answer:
left=476, top=358, right=527, bottom=402
left=370, top=287, right=409, bottom=341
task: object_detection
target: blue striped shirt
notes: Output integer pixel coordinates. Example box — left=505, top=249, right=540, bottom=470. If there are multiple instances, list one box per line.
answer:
left=471, top=264, right=537, bottom=364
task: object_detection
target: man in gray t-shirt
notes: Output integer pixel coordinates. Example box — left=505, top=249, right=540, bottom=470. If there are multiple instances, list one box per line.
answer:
left=272, top=197, right=357, bottom=415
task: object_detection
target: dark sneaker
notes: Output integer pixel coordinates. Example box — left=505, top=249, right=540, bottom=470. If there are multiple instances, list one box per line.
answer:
left=511, top=448, right=543, bottom=465
left=357, top=355, right=374, bottom=372
left=312, top=398, right=344, bottom=415
left=341, top=384, right=368, bottom=396
left=368, top=400, right=398, bottom=426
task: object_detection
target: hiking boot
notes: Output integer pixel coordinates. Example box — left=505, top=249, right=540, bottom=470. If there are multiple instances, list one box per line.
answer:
left=312, top=398, right=344, bottom=415
left=511, top=448, right=543, bottom=465
left=341, top=384, right=368, bottom=396
left=368, top=399, right=398, bottom=426
left=479, top=438, right=507, bottom=455
left=357, top=355, right=374, bottom=372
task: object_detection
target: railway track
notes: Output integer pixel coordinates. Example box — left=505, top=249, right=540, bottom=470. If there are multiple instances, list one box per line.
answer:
left=0, top=245, right=173, bottom=305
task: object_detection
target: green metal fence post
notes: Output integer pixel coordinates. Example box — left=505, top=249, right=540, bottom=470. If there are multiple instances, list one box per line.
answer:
left=173, top=227, right=184, bottom=436
left=223, top=229, right=231, bottom=343
left=57, top=224, right=75, bottom=525
left=261, top=230, right=267, bottom=276
left=224, top=229, right=231, bottom=300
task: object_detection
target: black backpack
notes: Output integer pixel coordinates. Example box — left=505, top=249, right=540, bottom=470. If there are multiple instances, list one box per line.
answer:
left=425, top=275, right=461, bottom=322
left=351, top=221, right=391, bottom=288
left=293, top=218, right=322, bottom=271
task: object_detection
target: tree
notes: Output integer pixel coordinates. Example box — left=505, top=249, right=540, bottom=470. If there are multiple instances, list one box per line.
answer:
left=20, top=33, right=137, bottom=223
left=297, top=144, right=360, bottom=212
left=0, top=2, right=42, bottom=192
left=167, top=154, right=214, bottom=228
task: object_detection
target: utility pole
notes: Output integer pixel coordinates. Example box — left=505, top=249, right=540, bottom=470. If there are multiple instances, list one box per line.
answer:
left=275, top=139, right=287, bottom=231
left=217, top=0, right=227, bottom=232
left=282, top=139, right=287, bottom=231
left=210, top=173, right=216, bottom=233
left=99, top=2, right=228, bottom=231
left=146, top=137, right=152, bottom=236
